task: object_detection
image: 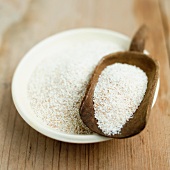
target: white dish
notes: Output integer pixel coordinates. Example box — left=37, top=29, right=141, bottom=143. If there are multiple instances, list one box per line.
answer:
left=12, top=28, right=159, bottom=144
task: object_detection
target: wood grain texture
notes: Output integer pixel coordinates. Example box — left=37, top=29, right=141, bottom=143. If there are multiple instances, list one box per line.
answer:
left=0, top=0, right=169, bottom=170
left=0, top=0, right=30, bottom=47
left=159, top=0, right=170, bottom=64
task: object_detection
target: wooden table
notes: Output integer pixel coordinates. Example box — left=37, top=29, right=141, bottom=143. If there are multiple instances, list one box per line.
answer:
left=0, top=0, right=169, bottom=169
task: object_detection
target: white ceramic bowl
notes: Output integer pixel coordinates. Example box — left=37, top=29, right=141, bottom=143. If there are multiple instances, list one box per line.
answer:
left=12, top=28, right=159, bottom=144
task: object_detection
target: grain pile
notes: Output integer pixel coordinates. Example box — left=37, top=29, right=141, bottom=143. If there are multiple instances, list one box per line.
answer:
left=93, top=63, right=148, bottom=135
left=28, top=41, right=119, bottom=134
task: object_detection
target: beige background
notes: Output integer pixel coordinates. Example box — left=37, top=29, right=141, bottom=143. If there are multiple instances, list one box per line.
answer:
left=0, top=0, right=170, bottom=169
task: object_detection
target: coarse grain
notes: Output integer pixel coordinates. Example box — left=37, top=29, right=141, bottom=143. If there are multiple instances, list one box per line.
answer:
left=28, top=41, right=121, bottom=134
left=93, top=63, right=148, bottom=136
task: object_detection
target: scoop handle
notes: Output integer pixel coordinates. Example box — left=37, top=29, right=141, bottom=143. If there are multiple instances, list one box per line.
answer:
left=129, top=25, right=148, bottom=52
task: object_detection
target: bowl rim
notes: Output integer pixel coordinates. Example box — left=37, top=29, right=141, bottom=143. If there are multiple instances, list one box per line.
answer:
left=11, top=28, right=159, bottom=144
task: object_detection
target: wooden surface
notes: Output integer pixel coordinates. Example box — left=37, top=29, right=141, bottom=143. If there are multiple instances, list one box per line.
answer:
left=0, top=0, right=170, bottom=169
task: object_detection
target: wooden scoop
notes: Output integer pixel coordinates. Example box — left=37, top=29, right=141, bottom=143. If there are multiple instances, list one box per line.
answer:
left=80, top=25, right=159, bottom=138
